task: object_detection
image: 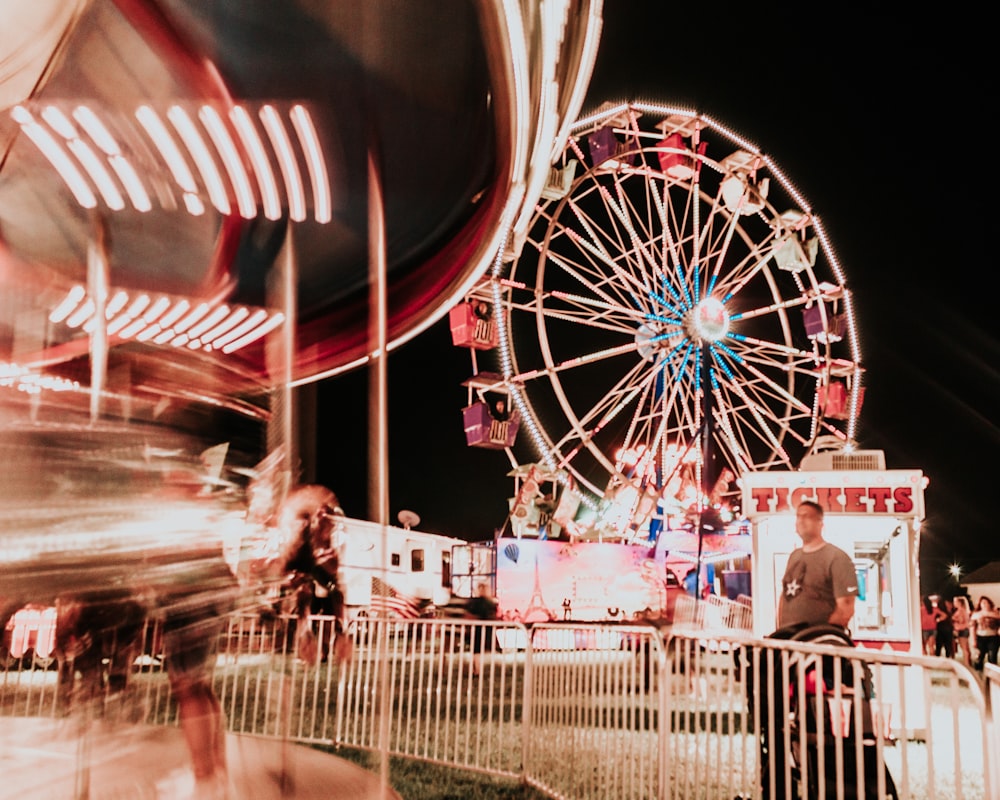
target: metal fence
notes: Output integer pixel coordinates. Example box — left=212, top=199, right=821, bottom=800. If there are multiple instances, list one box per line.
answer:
left=2, top=613, right=998, bottom=799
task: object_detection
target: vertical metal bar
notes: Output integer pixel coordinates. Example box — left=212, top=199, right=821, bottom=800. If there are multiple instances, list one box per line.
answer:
left=366, top=142, right=392, bottom=796
left=86, top=218, right=109, bottom=424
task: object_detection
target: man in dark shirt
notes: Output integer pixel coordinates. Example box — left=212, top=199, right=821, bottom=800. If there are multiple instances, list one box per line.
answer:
left=779, top=501, right=857, bottom=630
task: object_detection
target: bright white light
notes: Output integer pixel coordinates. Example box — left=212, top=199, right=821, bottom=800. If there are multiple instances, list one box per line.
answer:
left=157, top=299, right=191, bottom=330
left=221, top=312, right=285, bottom=353
left=211, top=309, right=268, bottom=350
left=172, top=303, right=211, bottom=334
left=136, top=105, right=203, bottom=215
left=231, top=106, right=281, bottom=220
left=66, top=139, right=125, bottom=210
left=290, top=104, right=331, bottom=223
left=691, top=297, right=730, bottom=342
left=106, top=290, right=129, bottom=319
left=168, top=105, right=230, bottom=215
left=260, top=105, right=306, bottom=222
left=199, top=307, right=250, bottom=345
left=119, top=318, right=147, bottom=339
left=186, top=305, right=230, bottom=339
left=49, top=286, right=86, bottom=323
left=141, top=296, right=171, bottom=324
left=14, top=106, right=97, bottom=209
left=73, top=106, right=120, bottom=155
left=108, top=155, right=152, bottom=212
left=199, top=105, right=256, bottom=219
left=125, top=294, right=151, bottom=319
left=65, top=299, right=95, bottom=329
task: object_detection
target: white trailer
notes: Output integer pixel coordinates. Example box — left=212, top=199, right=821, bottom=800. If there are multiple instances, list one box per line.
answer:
left=334, top=517, right=466, bottom=619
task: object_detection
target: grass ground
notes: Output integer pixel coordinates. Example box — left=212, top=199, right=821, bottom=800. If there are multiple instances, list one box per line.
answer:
left=329, top=746, right=552, bottom=799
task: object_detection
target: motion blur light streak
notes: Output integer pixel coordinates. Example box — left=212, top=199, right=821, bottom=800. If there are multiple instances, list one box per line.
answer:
left=50, top=287, right=284, bottom=355
left=230, top=105, right=282, bottom=221
left=12, top=105, right=97, bottom=208
left=260, top=104, right=306, bottom=222
left=135, top=104, right=204, bottom=215
left=167, top=105, right=231, bottom=216
left=199, top=105, right=257, bottom=219
left=290, top=105, right=331, bottom=224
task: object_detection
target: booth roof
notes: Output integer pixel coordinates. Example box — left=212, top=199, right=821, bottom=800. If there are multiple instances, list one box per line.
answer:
left=961, top=562, right=1000, bottom=584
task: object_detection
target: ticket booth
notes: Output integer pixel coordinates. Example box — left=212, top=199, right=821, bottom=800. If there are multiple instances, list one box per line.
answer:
left=742, top=467, right=927, bottom=737
left=743, top=468, right=924, bottom=647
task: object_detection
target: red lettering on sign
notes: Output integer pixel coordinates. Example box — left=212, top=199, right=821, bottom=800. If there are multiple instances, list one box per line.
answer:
left=790, top=487, right=815, bottom=508
left=892, top=487, right=914, bottom=514
left=843, top=487, right=866, bottom=513
left=868, top=487, right=892, bottom=513
left=749, top=482, right=920, bottom=516
left=751, top=487, right=774, bottom=513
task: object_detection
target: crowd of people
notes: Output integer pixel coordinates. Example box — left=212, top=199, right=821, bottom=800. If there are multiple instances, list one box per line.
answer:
left=922, top=593, right=1000, bottom=670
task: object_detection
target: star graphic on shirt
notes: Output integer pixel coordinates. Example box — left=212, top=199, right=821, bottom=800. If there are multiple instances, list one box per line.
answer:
left=785, top=578, right=801, bottom=598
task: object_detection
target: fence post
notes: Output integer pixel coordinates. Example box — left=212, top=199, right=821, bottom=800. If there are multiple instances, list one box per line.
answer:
left=520, top=624, right=535, bottom=788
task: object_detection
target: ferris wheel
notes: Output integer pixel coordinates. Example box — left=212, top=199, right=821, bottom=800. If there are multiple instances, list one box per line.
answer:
left=459, top=101, right=863, bottom=539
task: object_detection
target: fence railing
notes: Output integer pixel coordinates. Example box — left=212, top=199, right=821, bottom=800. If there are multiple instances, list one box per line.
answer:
left=2, top=613, right=997, bottom=799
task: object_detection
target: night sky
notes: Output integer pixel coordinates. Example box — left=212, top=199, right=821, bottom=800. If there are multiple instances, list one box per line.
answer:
left=316, top=4, right=996, bottom=595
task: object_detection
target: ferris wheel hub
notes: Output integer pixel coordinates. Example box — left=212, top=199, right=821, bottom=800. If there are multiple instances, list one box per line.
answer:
left=687, top=297, right=730, bottom=343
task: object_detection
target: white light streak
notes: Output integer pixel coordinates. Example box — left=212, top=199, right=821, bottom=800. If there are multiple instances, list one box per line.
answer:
left=168, top=105, right=230, bottom=215
left=108, top=155, right=152, bottom=212
left=210, top=309, right=268, bottom=349
left=13, top=106, right=97, bottom=209
left=136, top=105, right=203, bottom=215
left=290, top=104, right=331, bottom=223
left=124, top=295, right=151, bottom=319
left=157, top=299, right=190, bottom=330
left=260, top=105, right=306, bottom=221
left=49, top=286, right=86, bottom=323
left=231, top=106, right=281, bottom=220
left=65, top=299, right=95, bottom=329
left=172, top=303, right=211, bottom=334
left=119, top=318, right=147, bottom=339
left=199, top=307, right=250, bottom=345
left=199, top=105, right=256, bottom=219
left=186, top=305, right=230, bottom=339
left=105, top=291, right=129, bottom=318
left=141, top=296, right=171, bottom=324
left=221, top=312, right=285, bottom=353
left=73, top=106, right=120, bottom=155
left=66, top=139, right=125, bottom=210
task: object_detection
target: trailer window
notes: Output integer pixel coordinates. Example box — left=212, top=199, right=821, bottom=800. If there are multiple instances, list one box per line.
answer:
left=391, top=553, right=401, bottom=567
left=411, top=549, right=425, bottom=572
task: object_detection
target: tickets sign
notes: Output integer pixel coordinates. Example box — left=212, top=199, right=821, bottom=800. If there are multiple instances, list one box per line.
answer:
left=741, top=470, right=924, bottom=518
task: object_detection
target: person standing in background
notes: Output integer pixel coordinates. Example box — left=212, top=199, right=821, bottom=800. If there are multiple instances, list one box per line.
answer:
left=934, top=597, right=955, bottom=658
left=466, top=583, right=497, bottom=676
left=920, top=596, right=939, bottom=656
left=972, top=596, right=1000, bottom=671
left=952, top=596, right=972, bottom=664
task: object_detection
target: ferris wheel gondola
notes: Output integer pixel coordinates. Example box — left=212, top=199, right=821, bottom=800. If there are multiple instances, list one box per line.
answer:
left=460, top=101, right=863, bottom=541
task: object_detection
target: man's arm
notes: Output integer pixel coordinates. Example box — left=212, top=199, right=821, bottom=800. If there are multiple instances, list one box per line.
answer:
left=828, top=595, right=855, bottom=628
